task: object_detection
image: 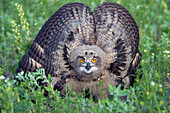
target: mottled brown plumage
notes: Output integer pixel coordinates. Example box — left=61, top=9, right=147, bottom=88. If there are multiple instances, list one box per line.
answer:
left=16, top=2, right=142, bottom=99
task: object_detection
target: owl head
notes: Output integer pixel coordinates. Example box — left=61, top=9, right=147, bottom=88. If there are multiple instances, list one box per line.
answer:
left=70, top=45, right=108, bottom=81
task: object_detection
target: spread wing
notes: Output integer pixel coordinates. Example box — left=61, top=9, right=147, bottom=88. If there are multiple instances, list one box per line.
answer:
left=16, top=3, right=95, bottom=79
left=94, top=2, right=141, bottom=85
left=16, top=2, right=142, bottom=90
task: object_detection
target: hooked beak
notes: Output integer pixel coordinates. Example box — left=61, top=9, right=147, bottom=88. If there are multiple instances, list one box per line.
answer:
left=85, top=62, right=91, bottom=70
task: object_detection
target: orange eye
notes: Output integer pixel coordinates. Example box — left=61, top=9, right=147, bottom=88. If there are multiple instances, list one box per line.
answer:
left=91, top=58, right=96, bottom=63
left=81, top=59, right=85, bottom=63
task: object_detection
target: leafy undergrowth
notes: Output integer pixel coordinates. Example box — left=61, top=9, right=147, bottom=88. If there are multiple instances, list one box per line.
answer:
left=0, top=68, right=168, bottom=113
left=0, top=0, right=169, bottom=112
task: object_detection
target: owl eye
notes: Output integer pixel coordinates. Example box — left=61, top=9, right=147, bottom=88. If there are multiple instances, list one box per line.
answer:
left=81, top=58, right=85, bottom=63
left=91, top=58, right=96, bottom=63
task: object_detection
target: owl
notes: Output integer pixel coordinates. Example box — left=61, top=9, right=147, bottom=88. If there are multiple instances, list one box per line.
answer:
left=16, top=2, right=142, bottom=99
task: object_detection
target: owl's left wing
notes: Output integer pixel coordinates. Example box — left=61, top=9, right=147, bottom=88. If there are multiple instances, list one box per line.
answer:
left=94, top=2, right=141, bottom=86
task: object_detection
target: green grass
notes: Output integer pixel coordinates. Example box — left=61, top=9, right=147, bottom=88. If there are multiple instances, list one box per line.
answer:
left=0, top=0, right=169, bottom=112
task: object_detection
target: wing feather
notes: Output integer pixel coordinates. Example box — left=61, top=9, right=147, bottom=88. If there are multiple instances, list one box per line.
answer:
left=16, top=2, right=141, bottom=90
left=16, top=3, right=95, bottom=79
left=94, top=2, right=141, bottom=85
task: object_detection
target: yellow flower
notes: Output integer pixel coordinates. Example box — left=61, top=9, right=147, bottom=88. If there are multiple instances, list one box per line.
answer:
left=142, top=59, right=144, bottom=63
left=137, top=5, right=140, bottom=9
left=7, top=87, right=11, bottom=91
left=140, top=101, right=144, bottom=105
left=22, top=25, right=26, bottom=29
left=163, top=54, right=166, bottom=57
left=146, top=91, right=150, bottom=95
left=159, top=88, right=163, bottom=92
left=162, top=0, right=168, bottom=12
left=117, top=0, right=121, bottom=4
left=17, top=47, right=20, bottom=51
left=144, top=50, right=147, bottom=52
left=18, top=97, right=20, bottom=102
left=136, top=53, right=139, bottom=56
left=27, top=31, right=29, bottom=36
left=160, top=100, right=163, bottom=105
left=15, top=3, right=18, bottom=6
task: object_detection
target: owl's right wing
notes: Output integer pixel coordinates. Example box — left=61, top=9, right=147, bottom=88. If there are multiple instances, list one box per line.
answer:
left=16, top=3, right=95, bottom=80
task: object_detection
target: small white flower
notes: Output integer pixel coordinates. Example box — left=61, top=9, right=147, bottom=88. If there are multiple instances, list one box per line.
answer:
left=0, top=75, right=5, bottom=80
left=151, top=81, right=155, bottom=86
left=7, top=82, right=11, bottom=87
left=159, top=84, right=163, bottom=88
left=152, top=53, right=155, bottom=56
left=163, top=50, right=170, bottom=54
left=5, top=78, right=9, bottom=82
left=142, top=59, right=144, bottom=63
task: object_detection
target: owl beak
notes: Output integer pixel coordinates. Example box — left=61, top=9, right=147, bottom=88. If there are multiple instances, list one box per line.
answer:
left=85, top=62, right=91, bottom=70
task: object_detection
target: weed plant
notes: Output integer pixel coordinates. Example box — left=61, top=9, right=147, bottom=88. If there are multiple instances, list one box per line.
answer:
left=0, top=0, right=169, bottom=112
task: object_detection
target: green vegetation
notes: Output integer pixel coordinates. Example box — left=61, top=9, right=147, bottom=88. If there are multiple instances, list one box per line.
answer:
left=0, top=0, right=169, bottom=112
